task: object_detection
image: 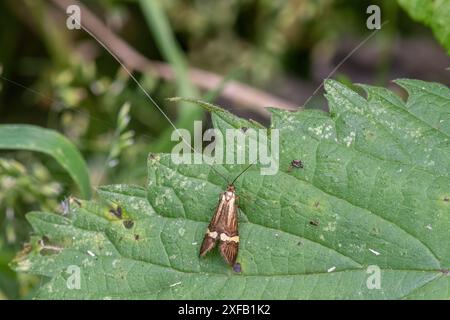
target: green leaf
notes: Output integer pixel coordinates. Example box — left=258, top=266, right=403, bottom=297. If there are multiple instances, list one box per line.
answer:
left=397, top=0, right=450, bottom=54
left=12, top=80, right=450, bottom=299
left=0, top=125, right=91, bottom=199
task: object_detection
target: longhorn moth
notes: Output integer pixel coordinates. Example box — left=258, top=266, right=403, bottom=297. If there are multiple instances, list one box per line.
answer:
left=199, top=163, right=254, bottom=266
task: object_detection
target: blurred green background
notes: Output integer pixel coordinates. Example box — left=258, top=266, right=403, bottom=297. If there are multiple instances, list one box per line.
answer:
left=0, top=0, right=449, bottom=299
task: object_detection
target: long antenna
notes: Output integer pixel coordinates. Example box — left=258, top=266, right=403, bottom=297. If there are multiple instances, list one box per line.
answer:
left=302, top=21, right=389, bottom=107
left=77, top=19, right=233, bottom=184
left=78, top=23, right=180, bottom=138
left=231, top=162, right=255, bottom=185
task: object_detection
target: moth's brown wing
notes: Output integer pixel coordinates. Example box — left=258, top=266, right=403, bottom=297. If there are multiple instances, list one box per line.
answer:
left=199, top=194, right=225, bottom=258
left=219, top=240, right=238, bottom=265
left=199, top=233, right=217, bottom=257
left=217, top=196, right=239, bottom=265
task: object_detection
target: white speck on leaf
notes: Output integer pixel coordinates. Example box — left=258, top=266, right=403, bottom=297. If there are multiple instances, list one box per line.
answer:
left=170, top=282, right=182, bottom=287
left=323, top=222, right=336, bottom=232
left=343, top=131, right=356, bottom=147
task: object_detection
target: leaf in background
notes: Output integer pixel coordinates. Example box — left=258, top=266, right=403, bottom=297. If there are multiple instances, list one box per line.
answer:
left=139, top=0, right=203, bottom=152
left=397, top=0, right=450, bottom=54
left=11, top=79, right=450, bottom=299
left=0, top=125, right=91, bottom=199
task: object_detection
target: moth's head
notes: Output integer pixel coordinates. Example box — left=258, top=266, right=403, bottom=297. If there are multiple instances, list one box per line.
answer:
left=224, top=185, right=236, bottom=201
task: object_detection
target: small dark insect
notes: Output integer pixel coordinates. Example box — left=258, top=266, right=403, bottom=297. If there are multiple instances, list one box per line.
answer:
left=200, top=185, right=240, bottom=266
left=134, top=234, right=140, bottom=241
left=241, top=127, right=248, bottom=133
left=199, top=163, right=254, bottom=266
left=109, top=206, right=123, bottom=219
left=123, top=219, right=134, bottom=229
left=288, top=159, right=304, bottom=172
left=292, top=159, right=303, bottom=168
left=309, top=219, right=319, bottom=226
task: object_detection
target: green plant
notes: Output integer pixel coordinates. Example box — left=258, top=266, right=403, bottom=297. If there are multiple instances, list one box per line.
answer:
left=0, top=125, right=91, bottom=199
left=397, top=0, right=450, bottom=54
left=11, top=79, right=450, bottom=299
left=139, top=0, right=203, bottom=152
left=105, top=102, right=135, bottom=169
left=0, top=158, right=63, bottom=299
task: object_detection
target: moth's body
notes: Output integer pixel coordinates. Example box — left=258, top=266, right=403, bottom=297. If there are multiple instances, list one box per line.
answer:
left=199, top=185, right=239, bottom=265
